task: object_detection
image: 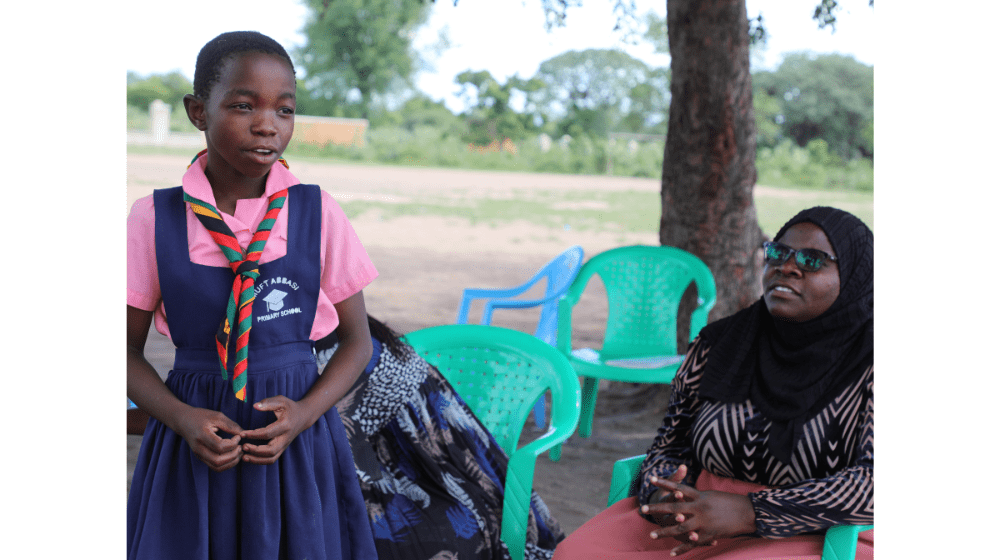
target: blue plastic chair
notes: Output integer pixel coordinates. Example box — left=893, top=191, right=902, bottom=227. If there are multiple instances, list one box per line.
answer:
left=608, top=454, right=872, bottom=560
left=456, top=246, right=584, bottom=429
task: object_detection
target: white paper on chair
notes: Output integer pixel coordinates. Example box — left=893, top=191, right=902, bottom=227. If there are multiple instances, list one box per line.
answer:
left=571, top=348, right=684, bottom=369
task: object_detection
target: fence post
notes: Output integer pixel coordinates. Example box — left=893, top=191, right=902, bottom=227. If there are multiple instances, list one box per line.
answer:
left=150, top=100, right=171, bottom=145
left=606, top=137, right=616, bottom=175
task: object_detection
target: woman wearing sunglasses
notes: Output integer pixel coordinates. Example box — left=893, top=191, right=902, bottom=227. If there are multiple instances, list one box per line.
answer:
left=554, top=206, right=873, bottom=559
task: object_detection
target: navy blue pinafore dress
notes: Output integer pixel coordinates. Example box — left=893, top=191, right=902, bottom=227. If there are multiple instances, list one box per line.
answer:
left=127, top=185, right=376, bottom=560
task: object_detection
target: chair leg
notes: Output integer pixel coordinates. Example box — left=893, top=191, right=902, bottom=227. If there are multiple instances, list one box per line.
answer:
left=531, top=394, right=546, bottom=429
left=548, top=444, right=562, bottom=462
left=579, top=376, right=599, bottom=438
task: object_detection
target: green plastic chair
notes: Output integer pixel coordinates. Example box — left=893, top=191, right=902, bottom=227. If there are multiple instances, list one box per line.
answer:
left=557, top=245, right=716, bottom=440
left=403, top=324, right=582, bottom=560
left=608, top=455, right=873, bottom=560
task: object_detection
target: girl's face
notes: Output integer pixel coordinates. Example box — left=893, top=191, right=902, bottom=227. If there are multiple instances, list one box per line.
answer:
left=188, top=52, right=296, bottom=183
left=762, top=222, right=841, bottom=322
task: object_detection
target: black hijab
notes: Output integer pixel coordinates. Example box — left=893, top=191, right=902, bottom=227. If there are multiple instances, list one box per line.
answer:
left=698, top=207, right=873, bottom=464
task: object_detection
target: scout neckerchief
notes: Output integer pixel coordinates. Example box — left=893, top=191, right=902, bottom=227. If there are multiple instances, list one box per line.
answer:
left=184, top=150, right=290, bottom=401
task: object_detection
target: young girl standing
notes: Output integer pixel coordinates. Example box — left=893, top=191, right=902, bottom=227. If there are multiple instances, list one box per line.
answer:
left=126, top=31, right=378, bottom=559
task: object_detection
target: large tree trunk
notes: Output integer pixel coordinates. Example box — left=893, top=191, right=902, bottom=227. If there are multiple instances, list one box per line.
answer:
left=660, top=0, right=763, bottom=326
left=601, top=0, right=764, bottom=416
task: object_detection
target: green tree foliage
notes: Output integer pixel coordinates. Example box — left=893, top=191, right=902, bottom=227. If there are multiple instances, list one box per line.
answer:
left=642, top=9, right=766, bottom=51
left=398, top=95, right=467, bottom=132
left=753, top=88, right=783, bottom=149
left=620, top=67, right=670, bottom=134
left=298, top=0, right=431, bottom=119
left=642, top=10, right=668, bottom=52
left=754, top=52, right=873, bottom=159
left=455, top=70, right=543, bottom=145
left=126, top=71, right=199, bottom=132
left=643, top=8, right=872, bottom=158
left=371, top=94, right=468, bottom=138
left=126, top=71, right=192, bottom=110
left=530, top=49, right=665, bottom=137
left=127, top=80, right=170, bottom=111
left=813, top=0, right=875, bottom=30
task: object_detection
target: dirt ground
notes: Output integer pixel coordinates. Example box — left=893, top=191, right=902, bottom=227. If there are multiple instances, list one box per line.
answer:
left=126, top=152, right=671, bottom=534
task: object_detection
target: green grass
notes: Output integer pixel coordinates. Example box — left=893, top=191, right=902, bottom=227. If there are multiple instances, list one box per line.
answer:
left=127, top=145, right=203, bottom=158
left=128, top=145, right=872, bottom=237
left=339, top=189, right=663, bottom=234
left=755, top=187, right=873, bottom=237
left=338, top=185, right=871, bottom=239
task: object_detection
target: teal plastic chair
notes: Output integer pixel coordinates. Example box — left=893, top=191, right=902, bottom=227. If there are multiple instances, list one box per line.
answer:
left=456, top=246, right=584, bottom=429
left=403, top=324, right=582, bottom=560
left=608, top=455, right=873, bottom=560
left=557, top=245, right=716, bottom=440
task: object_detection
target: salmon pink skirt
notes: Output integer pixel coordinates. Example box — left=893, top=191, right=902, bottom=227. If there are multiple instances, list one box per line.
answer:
left=553, top=470, right=873, bottom=560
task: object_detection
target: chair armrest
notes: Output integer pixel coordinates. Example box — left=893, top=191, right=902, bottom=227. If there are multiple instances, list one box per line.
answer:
left=514, top=421, right=577, bottom=461
left=500, top=448, right=540, bottom=560
left=556, top=295, right=577, bottom=355
left=456, top=280, right=542, bottom=324
left=514, top=353, right=581, bottom=458
left=687, top=296, right=716, bottom=343
left=500, top=404, right=580, bottom=560
left=822, top=524, right=873, bottom=560
left=480, top=287, right=569, bottom=325
left=608, top=454, right=646, bottom=506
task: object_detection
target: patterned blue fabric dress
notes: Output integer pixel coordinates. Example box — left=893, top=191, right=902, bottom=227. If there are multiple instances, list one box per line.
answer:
left=317, top=334, right=565, bottom=560
left=127, top=185, right=377, bottom=560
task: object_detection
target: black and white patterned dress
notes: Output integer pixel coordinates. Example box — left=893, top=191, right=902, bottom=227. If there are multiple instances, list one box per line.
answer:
left=638, top=336, right=874, bottom=537
left=318, top=337, right=564, bottom=560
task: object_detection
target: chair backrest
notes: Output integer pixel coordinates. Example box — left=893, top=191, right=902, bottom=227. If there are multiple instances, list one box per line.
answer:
left=403, top=324, right=579, bottom=457
left=533, top=246, right=584, bottom=345
left=566, top=245, right=716, bottom=361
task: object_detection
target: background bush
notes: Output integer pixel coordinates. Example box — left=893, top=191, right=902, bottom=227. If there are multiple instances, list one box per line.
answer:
left=284, top=128, right=872, bottom=191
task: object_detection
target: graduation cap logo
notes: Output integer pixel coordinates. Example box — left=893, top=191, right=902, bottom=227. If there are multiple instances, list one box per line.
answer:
left=262, top=289, right=288, bottom=312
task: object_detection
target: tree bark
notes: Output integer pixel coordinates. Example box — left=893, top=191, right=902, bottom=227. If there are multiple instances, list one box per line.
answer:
left=660, top=0, right=763, bottom=325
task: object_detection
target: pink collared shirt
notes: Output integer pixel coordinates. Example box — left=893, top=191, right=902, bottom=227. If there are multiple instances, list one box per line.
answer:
left=127, top=155, right=378, bottom=341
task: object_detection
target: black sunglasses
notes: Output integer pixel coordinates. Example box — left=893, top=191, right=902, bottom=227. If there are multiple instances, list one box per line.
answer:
left=762, top=241, right=837, bottom=273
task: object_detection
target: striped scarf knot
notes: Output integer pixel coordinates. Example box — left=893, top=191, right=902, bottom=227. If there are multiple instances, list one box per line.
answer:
left=183, top=188, right=289, bottom=402
left=234, top=260, right=260, bottom=277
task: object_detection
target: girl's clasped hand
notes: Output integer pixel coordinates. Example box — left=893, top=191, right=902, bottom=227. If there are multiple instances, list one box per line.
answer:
left=173, top=405, right=244, bottom=472
left=175, top=396, right=310, bottom=471
left=239, top=396, right=312, bottom=465
left=641, top=464, right=757, bottom=556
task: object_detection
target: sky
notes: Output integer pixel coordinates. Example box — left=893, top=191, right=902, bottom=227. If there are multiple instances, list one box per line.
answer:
left=123, top=0, right=875, bottom=113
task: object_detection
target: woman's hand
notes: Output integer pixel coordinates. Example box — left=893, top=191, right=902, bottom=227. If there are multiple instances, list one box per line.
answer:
left=642, top=464, right=708, bottom=553
left=174, top=406, right=244, bottom=472
left=645, top=464, right=691, bottom=526
left=641, top=475, right=757, bottom=556
left=238, top=396, right=311, bottom=465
